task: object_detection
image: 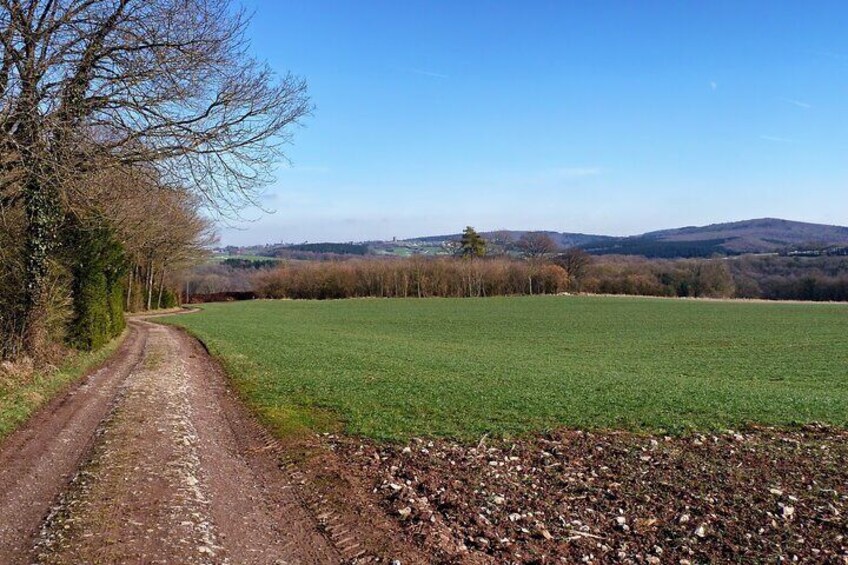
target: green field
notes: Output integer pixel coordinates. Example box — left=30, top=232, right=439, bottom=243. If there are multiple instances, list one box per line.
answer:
left=163, top=296, right=848, bottom=441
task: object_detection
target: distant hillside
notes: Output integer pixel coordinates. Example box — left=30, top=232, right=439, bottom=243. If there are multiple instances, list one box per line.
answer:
left=584, top=218, right=848, bottom=257
left=410, top=230, right=613, bottom=248
left=644, top=218, right=848, bottom=252
left=274, top=242, right=369, bottom=256
left=222, top=218, right=848, bottom=260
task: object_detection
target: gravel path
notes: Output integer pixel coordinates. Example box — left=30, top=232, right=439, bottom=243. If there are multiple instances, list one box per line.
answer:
left=0, top=321, right=354, bottom=564
left=0, top=324, right=147, bottom=561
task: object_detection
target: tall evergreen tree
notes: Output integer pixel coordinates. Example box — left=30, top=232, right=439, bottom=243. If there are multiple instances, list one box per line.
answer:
left=458, top=226, right=486, bottom=258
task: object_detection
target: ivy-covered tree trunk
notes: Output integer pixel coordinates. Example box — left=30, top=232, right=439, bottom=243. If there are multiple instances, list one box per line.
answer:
left=22, top=177, right=62, bottom=357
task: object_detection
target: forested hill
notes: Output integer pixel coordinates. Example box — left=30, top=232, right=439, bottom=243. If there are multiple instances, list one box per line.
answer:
left=409, top=218, right=848, bottom=258
left=412, top=230, right=614, bottom=249
left=583, top=218, right=848, bottom=257
left=222, top=218, right=848, bottom=260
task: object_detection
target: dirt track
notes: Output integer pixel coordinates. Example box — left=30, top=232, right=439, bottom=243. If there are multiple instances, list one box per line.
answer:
left=0, top=320, right=411, bottom=564
left=4, top=316, right=845, bottom=564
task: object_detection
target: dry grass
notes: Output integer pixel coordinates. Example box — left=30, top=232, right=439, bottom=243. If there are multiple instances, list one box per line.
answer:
left=0, top=334, right=125, bottom=441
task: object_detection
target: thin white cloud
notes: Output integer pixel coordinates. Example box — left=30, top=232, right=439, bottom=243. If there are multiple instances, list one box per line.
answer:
left=406, top=67, right=449, bottom=79
left=760, top=135, right=794, bottom=143
left=548, top=167, right=603, bottom=178
left=710, top=81, right=718, bottom=91
left=780, top=97, right=811, bottom=109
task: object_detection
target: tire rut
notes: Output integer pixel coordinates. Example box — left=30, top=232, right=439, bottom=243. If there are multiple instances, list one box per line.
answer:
left=0, top=325, right=146, bottom=563
left=0, top=318, right=419, bottom=564
left=30, top=321, right=343, bottom=564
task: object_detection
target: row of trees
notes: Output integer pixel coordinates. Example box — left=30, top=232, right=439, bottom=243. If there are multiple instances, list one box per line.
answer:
left=0, top=0, right=309, bottom=360
left=184, top=251, right=848, bottom=304
left=578, top=256, right=735, bottom=298
left=728, top=255, right=848, bottom=301
left=454, top=229, right=848, bottom=301
left=247, top=254, right=736, bottom=302
left=575, top=255, right=848, bottom=301
left=254, top=257, right=570, bottom=300
left=182, top=226, right=845, bottom=304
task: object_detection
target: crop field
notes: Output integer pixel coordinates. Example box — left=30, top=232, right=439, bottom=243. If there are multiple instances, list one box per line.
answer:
left=164, top=296, right=848, bottom=441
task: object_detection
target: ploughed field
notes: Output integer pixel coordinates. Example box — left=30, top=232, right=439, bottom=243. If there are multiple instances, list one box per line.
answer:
left=164, top=296, right=848, bottom=440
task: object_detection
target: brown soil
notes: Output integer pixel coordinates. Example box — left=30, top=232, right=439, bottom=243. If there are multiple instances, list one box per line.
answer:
left=0, top=321, right=416, bottom=564
left=333, top=429, right=848, bottom=563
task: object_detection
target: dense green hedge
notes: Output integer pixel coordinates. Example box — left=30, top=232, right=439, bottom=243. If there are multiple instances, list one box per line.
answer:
left=159, top=288, right=179, bottom=309
left=64, top=220, right=127, bottom=350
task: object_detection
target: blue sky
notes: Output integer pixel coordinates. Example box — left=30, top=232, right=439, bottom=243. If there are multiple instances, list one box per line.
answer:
left=223, top=1, right=848, bottom=245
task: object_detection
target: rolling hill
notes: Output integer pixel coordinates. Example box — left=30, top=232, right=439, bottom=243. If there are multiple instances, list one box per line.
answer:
left=408, top=218, right=848, bottom=258
left=583, top=218, right=848, bottom=257
left=225, top=218, right=848, bottom=260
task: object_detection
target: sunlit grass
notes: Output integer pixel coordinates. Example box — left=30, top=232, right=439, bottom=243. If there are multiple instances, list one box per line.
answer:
left=163, top=296, right=848, bottom=441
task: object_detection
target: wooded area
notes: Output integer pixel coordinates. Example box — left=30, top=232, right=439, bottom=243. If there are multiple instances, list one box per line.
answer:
left=0, top=0, right=308, bottom=361
left=187, top=250, right=848, bottom=303
left=253, top=257, right=570, bottom=299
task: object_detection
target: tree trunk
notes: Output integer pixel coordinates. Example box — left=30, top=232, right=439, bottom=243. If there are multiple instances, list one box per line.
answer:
left=157, top=267, right=166, bottom=309
left=126, top=267, right=134, bottom=311
left=21, top=176, right=61, bottom=356
left=146, top=264, right=154, bottom=311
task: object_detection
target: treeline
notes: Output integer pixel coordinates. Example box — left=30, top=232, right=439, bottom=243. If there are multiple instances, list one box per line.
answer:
left=221, top=258, right=280, bottom=270
left=183, top=264, right=257, bottom=298
left=182, top=228, right=848, bottom=304
left=1, top=168, right=214, bottom=358
left=202, top=253, right=848, bottom=303
left=582, top=238, right=733, bottom=259
left=577, top=254, right=848, bottom=301
left=277, top=242, right=369, bottom=256
left=729, top=255, right=848, bottom=301
left=0, top=1, right=308, bottom=362
left=254, top=258, right=569, bottom=299
left=580, top=256, right=735, bottom=298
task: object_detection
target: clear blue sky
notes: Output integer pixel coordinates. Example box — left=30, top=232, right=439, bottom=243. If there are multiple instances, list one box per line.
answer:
left=222, top=1, right=848, bottom=245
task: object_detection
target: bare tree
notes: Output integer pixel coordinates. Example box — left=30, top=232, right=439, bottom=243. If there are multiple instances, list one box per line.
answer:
left=487, top=229, right=514, bottom=256
left=0, top=0, right=310, bottom=353
left=518, top=232, right=558, bottom=258
left=551, top=248, right=592, bottom=290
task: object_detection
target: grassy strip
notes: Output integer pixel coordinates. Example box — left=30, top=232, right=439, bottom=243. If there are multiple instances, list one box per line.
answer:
left=167, top=321, right=339, bottom=439
left=162, top=296, right=848, bottom=441
left=0, top=332, right=126, bottom=441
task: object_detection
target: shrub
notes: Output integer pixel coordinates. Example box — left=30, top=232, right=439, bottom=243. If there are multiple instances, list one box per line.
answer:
left=63, top=220, right=127, bottom=350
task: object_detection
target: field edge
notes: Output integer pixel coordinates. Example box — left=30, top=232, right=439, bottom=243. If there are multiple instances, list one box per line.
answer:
left=0, top=330, right=127, bottom=443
